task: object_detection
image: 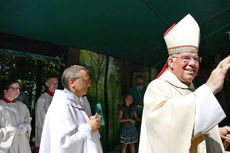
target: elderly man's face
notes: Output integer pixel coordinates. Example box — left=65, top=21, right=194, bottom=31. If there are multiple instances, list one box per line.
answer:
left=169, top=52, right=200, bottom=85
left=70, top=69, right=91, bottom=97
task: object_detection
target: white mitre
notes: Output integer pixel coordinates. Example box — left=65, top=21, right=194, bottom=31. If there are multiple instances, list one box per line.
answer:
left=164, top=14, right=200, bottom=55
left=157, top=14, right=200, bottom=78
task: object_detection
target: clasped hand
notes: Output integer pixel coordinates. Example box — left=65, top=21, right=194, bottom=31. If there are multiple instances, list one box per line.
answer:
left=16, top=123, right=27, bottom=134
left=219, top=126, right=230, bottom=142
left=87, top=113, right=101, bottom=132
left=129, top=119, right=136, bottom=125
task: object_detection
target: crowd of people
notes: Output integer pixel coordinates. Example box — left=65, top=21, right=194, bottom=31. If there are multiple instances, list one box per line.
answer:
left=1, top=13, right=230, bottom=153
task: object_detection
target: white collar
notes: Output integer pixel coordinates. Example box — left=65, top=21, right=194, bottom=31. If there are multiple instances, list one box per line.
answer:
left=159, top=69, right=194, bottom=90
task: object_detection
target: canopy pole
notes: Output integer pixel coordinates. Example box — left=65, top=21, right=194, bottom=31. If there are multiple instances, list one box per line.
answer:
left=141, top=0, right=170, bottom=27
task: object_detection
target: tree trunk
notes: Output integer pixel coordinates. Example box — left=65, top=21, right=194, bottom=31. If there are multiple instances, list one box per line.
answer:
left=104, top=56, right=109, bottom=151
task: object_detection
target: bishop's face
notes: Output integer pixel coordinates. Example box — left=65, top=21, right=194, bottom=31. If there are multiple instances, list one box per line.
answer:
left=168, top=52, right=200, bottom=85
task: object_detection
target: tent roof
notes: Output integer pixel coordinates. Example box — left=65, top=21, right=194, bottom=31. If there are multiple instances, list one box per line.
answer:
left=0, top=0, right=230, bottom=68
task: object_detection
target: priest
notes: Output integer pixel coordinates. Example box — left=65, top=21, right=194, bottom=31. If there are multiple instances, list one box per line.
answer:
left=39, top=65, right=102, bottom=153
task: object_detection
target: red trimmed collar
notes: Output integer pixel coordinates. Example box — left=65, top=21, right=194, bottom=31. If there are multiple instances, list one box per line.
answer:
left=46, top=90, right=54, bottom=96
left=1, top=97, right=15, bottom=103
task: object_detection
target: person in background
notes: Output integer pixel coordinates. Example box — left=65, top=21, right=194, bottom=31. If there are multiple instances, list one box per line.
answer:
left=128, top=74, right=146, bottom=120
left=118, top=94, right=140, bottom=153
left=39, top=65, right=103, bottom=153
left=139, top=14, right=230, bottom=153
left=0, top=79, right=32, bottom=153
left=35, top=76, right=58, bottom=153
left=16, top=79, right=30, bottom=111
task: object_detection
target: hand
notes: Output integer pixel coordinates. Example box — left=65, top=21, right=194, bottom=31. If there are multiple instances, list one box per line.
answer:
left=206, top=55, right=230, bottom=94
left=16, top=126, right=21, bottom=134
left=129, top=119, right=136, bottom=125
left=87, top=118, right=101, bottom=132
left=136, top=105, right=143, bottom=109
left=219, top=126, right=230, bottom=142
left=90, top=113, right=101, bottom=120
left=16, top=123, right=27, bottom=134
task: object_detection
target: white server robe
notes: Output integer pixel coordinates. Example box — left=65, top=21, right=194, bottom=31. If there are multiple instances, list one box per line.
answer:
left=0, top=100, right=32, bottom=153
left=39, top=89, right=103, bottom=153
left=35, top=92, right=53, bottom=147
left=139, top=69, right=226, bottom=153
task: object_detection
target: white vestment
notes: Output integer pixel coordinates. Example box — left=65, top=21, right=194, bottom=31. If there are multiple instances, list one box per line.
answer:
left=39, top=89, right=103, bottom=153
left=35, top=92, right=53, bottom=147
left=0, top=100, right=32, bottom=153
left=81, top=96, right=92, bottom=117
left=139, top=69, right=226, bottom=153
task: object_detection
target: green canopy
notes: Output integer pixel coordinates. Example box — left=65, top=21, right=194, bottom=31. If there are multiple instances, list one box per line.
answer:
left=0, top=0, right=229, bottom=68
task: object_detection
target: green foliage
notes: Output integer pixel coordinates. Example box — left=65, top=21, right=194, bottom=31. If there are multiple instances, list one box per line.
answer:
left=80, top=50, right=123, bottom=151
left=0, top=54, right=61, bottom=112
left=80, top=50, right=105, bottom=104
left=107, top=57, right=123, bottom=146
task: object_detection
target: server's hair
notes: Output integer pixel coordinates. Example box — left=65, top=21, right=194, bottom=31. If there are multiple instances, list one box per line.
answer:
left=0, top=79, right=20, bottom=96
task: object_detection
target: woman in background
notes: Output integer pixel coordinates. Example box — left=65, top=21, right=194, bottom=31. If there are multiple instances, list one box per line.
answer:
left=0, top=79, right=32, bottom=153
left=118, top=94, right=140, bottom=153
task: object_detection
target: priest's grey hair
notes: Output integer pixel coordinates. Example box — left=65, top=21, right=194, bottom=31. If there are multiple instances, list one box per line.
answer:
left=61, top=65, right=88, bottom=89
left=167, top=54, right=177, bottom=69
left=169, top=54, right=177, bottom=62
